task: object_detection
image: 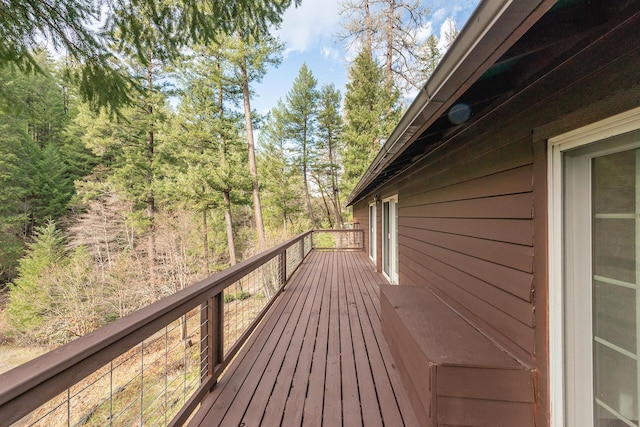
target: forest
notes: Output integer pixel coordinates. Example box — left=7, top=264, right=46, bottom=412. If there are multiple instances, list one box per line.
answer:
left=0, top=0, right=455, bottom=368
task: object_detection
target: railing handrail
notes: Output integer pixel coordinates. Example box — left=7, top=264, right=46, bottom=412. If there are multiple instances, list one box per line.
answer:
left=0, top=230, right=312, bottom=423
left=311, top=228, right=363, bottom=233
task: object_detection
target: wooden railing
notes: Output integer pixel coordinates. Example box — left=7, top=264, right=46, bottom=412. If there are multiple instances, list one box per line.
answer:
left=311, top=228, right=364, bottom=250
left=0, top=229, right=364, bottom=426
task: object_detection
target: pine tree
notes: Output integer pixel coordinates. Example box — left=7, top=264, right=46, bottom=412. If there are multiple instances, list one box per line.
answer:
left=419, top=34, right=443, bottom=81
left=341, top=49, right=401, bottom=197
left=316, top=84, right=344, bottom=228
left=6, top=221, right=66, bottom=338
left=1, top=0, right=300, bottom=111
left=225, top=32, right=284, bottom=251
left=282, top=64, right=320, bottom=229
left=169, top=41, right=250, bottom=269
left=259, top=101, right=306, bottom=232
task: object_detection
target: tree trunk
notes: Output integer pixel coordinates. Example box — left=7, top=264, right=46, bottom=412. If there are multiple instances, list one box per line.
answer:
left=385, top=0, right=395, bottom=86
left=222, top=190, right=237, bottom=266
left=328, top=140, right=343, bottom=229
left=202, top=206, right=209, bottom=274
left=365, top=0, right=373, bottom=56
left=240, top=55, right=266, bottom=251
left=315, top=176, right=333, bottom=229
left=302, top=134, right=318, bottom=229
left=146, top=60, right=156, bottom=287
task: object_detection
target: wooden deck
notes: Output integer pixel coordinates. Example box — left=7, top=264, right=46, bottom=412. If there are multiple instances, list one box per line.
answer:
left=189, top=250, right=418, bottom=426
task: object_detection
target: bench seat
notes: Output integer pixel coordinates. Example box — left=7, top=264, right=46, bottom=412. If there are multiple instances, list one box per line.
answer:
left=380, top=285, right=535, bottom=426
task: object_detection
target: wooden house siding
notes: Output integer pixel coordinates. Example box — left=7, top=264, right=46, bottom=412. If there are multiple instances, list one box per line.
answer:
left=352, top=7, right=640, bottom=424
left=354, top=134, right=538, bottom=359
left=353, top=201, right=383, bottom=273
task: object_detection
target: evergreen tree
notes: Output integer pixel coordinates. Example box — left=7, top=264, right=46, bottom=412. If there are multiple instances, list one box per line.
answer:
left=6, top=221, right=65, bottom=337
left=6, top=221, right=112, bottom=344
left=282, top=63, right=320, bottom=229
left=0, top=54, right=94, bottom=282
left=316, top=84, right=344, bottom=228
left=259, top=101, right=305, bottom=231
left=341, top=49, right=401, bottom=197
left=225, top=32, right=284, bottom=251
left=169, top=41, right=250, bottom=269
left=30, top=144, right=75, bottom=221
left=419, top=34, right=443, bottom=81
left=78, top=83, right=170, bottom=288
left=1, top=0, right=300, bottom=111
left=0, top=117, right=32, bottom=282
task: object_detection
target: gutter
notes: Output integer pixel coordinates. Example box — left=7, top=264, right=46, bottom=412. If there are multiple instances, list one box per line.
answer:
left=346, top=0, right=557, bottom=206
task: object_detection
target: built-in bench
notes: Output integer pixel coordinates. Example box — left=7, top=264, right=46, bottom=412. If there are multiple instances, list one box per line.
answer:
left=380, top=285, right=535, bottom=426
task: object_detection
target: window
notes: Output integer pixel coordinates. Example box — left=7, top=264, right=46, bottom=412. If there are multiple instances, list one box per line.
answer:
left=549, top=108, right=640, bottom=427
left=382, top=195, right=398, bottom=284
left=369, top=202, right=377, bottom=263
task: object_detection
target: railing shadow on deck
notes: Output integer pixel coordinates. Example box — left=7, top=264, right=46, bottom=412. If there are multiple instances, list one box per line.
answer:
left=0, top=228, right=364, bottom=427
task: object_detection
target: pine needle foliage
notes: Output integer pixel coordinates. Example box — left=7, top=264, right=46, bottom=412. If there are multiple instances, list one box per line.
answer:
left=0, top=0, right=301, bottom=111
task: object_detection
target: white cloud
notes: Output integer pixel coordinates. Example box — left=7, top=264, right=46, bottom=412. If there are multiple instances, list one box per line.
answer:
left=415, top=21, right=434, bottom=43
left=437, top=17, right=457, bottom=51
left=276, top=0, right=343, bottom=54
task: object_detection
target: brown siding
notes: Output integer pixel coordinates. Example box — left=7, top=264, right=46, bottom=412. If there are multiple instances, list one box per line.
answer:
left=355, top=14, right=640, bottom=362
left=391, top=135, right=536, bottom=359
left=353, top=199, right=383, bottom=273
left=351, top=9, right=640, bottom=426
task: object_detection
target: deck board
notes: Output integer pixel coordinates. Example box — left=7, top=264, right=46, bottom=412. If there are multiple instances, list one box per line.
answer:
left=191, top=251, right=418, bottom=426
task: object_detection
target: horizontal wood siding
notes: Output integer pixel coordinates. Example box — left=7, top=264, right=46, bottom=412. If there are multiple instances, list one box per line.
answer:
left=368, top=15, right=640, bottom=363
left=437, top=366, right=535, bottom=402
left=353, top=202, right=368, bottom=247
left=351, top=7, right=640, bottom=426
left=394, top=136, right=536, bottom=358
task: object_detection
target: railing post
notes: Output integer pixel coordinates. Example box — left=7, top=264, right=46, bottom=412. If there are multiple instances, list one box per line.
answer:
left=279, top=251, right=287, bottom=286
left=202, top=294, right=223, bottom=386
left=300, top=235, right=306, bottom=260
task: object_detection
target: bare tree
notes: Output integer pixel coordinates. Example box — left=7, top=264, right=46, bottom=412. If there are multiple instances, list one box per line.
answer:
left=339, top=0, right=430, bottom=91
left=339, top=0, right=376, bottom=56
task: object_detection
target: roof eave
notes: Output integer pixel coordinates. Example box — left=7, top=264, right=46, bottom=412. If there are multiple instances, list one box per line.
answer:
left=346, top=0, right=558, bottom=206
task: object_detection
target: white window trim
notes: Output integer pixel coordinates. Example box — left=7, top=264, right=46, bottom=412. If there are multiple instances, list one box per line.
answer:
left=382, top=195, right=399, bottom=284
left=369, top=202, right=377, bottom=263
left=548, top=106, right=640, bottom=427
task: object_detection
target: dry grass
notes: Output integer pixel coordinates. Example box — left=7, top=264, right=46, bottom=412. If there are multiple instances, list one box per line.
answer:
left=0, top=297, right=50, bottom=375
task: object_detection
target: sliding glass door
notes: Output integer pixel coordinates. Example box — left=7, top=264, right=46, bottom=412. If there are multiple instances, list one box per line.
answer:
left=564, top=131, right=640, bottom=427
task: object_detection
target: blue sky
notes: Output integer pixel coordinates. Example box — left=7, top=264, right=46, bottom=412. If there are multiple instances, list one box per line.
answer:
left=251, top=0, right=481, bottom=115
